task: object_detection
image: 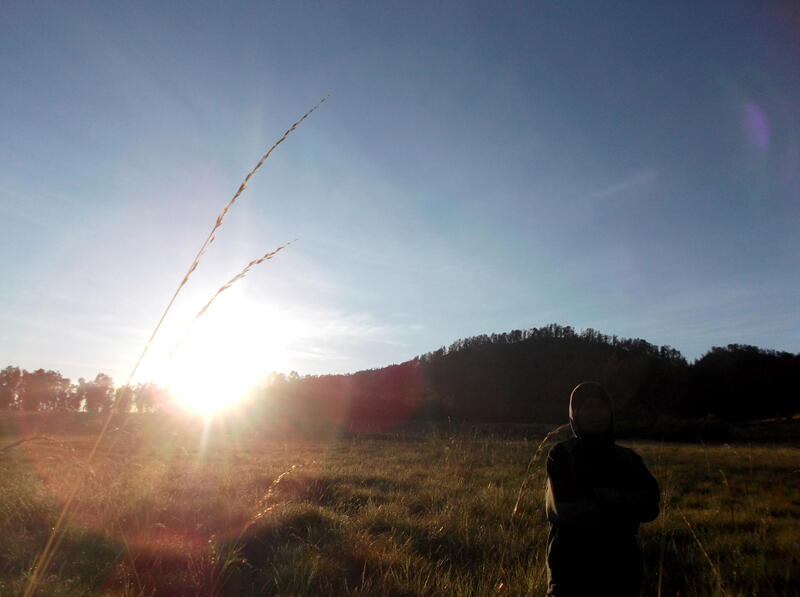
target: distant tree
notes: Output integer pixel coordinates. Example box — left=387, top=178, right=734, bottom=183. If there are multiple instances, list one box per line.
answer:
left=17, top=369, right=38, bottom=411
left=72, top=378, right=89, bottom=411
left=266, top=371, right=287, bottom=386
left=114, top=385, right=134, bottom=413
left=18, top=369, right=70, bottom=411
left=49, top=373, right=72, bottom=410
left=133, top=383, right=151, bottom=412
left=62, top=381, right=83, bottom=410
left=84, top=373, right=114, bottom=414
left=133, top=382, right=167, bottom=412
left=0, top=366, right=22, bottom=409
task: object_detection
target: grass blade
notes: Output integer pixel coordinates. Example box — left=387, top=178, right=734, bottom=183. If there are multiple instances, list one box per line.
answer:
left=24, top=95, right=328, bottom=597
left=169, top=240, right=296, bottom=357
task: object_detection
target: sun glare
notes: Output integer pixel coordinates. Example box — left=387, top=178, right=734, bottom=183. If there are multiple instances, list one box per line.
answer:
left=160, top=292, right=292, bottom=416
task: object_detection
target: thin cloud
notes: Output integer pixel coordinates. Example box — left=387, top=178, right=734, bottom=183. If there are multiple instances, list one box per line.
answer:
left=286, top=347, right=350, bottom=362
left=308, top=311, right=423, bottom=344
left=586, top=168, right=658, bottom=202
left=279, top=312, right=424, bottom=373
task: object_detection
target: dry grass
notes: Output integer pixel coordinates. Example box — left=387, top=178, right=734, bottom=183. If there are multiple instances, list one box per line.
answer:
left=1, top=415, right=797, bottom=595
left=169, top=240, right=296, bottom=357
left=129, top=93, right=329, bottom=387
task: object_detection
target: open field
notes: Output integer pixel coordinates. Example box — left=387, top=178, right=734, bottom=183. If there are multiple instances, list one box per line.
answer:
left=0, top=414, right=798, bottom=596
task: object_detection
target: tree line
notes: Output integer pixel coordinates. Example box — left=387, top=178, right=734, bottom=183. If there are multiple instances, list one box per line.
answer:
left=261, top=324, right=799, bottom=429
left=3, top=324, right=798, bottom=426
left=0, top=368, right=168, bottom=413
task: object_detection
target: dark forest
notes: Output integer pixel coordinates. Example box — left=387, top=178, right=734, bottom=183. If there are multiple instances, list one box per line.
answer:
left=3, top=324, right=798, bottom=438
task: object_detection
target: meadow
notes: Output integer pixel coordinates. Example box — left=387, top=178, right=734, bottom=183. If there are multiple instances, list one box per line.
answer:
left=0, top=413, right=797, bottom=596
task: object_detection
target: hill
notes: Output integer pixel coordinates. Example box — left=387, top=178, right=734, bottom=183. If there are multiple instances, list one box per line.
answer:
left=263, top=324, right=799, bottom=436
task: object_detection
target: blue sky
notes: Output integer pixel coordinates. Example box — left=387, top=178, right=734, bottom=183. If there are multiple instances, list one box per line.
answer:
left=2, top=1, right=798, bottom=387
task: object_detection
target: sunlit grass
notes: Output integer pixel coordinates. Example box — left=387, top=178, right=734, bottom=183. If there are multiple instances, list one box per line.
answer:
left=0, top=414, right=797, bottom=595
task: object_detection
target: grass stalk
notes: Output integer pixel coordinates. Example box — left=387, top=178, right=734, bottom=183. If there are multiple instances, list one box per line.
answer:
left=677, top=507, right=730, bottom=597
left=511, top=423, right=570, bottom=518
left=169, top=240, right=295, bottom=357
left=24, top=96, right=328, bottom=597
left=126, top=94, right=328, bottom=388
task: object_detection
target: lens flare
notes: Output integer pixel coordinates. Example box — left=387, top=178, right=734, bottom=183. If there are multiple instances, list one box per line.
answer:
left=743, top=101, right=770, bottom=151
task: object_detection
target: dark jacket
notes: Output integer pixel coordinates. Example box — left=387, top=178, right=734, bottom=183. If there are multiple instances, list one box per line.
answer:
left=544, top=383, right=660, bottom=596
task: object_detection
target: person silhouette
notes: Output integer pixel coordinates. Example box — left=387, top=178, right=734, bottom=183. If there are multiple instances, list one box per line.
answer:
left=544, top=381, right=660, bottom=596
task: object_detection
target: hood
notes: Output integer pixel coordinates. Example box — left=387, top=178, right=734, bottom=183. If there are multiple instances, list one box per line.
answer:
left=569, top=381, right=615, bottom=440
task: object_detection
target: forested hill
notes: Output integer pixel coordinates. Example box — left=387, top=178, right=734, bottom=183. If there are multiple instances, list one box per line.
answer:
left=266, top=324, right=799, bottom=428
left=2, top=324, right=797, bottom=430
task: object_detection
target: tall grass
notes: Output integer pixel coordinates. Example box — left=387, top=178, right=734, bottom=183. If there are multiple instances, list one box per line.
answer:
left=511, top=422, right=570, bottom=518
left=23, top=96, right=329, bottom=596
left=169, top=240, right=296, bottom=357
left=3, top=420, right=797, bottom=595
left=127, top=93, right=328, bottom=388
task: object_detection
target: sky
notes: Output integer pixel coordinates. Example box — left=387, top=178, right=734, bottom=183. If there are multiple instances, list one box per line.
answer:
left=2, top=1, right=799, bottom=389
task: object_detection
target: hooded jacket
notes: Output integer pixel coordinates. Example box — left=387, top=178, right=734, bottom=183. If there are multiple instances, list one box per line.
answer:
left=544, top=382, right=660, bottom=596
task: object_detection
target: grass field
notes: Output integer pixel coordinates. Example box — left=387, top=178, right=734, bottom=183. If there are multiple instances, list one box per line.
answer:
left=0, top=413, right=797, bottom=596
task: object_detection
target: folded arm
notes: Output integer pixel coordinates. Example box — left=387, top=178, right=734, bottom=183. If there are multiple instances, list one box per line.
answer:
left=545, top=444, right=606, bottom=527
left=545, top=444, right=660, bottom=526
left=587, top=453, right=660, bottom=522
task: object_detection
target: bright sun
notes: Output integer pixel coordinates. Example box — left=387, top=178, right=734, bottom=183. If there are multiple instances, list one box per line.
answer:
left=160, top=292, right=293, bottom=416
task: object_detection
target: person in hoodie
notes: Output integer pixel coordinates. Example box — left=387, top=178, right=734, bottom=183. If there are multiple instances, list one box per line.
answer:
left=544, top=381, right=660, bottom=596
